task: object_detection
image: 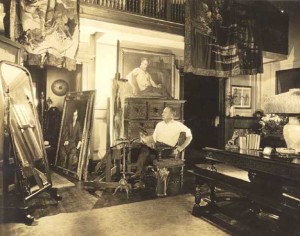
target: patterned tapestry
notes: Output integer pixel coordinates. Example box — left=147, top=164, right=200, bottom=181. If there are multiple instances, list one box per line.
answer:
left=10, top=0, right=79, bottom=71
left=184, top=0, right=263, bottom=77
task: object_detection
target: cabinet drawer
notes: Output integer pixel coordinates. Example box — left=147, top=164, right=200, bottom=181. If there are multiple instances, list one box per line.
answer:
left=125, top=102, right=147, bottom=120
left=148, top=102, right=164, bottom=119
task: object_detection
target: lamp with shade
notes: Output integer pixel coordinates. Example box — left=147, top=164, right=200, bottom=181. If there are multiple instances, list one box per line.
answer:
left=263, top=88, right=300, bottom=153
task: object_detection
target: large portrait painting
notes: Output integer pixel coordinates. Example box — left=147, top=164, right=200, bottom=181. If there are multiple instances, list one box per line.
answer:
left=55, top=91, right=95, bottom=180
left=119, top=48, right=175, bottom=98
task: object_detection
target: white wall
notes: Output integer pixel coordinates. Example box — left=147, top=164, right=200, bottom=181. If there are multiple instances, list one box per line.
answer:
left=78, top=19, right=184, bottom=159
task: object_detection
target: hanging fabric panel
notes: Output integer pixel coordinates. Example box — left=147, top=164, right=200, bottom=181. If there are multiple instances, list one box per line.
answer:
left=10, top=0, right=79, bottom=71
left=184, top=0, right=263, bottom=77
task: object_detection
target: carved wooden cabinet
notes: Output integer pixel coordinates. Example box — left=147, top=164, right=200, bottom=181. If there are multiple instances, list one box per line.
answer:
left=124, top=97, right=185, bottom=139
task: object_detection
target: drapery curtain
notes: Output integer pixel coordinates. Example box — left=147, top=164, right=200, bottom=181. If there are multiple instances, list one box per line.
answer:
left=10, top=0, right=79, bottom=71
left=184, top=0, right=263, bottom=77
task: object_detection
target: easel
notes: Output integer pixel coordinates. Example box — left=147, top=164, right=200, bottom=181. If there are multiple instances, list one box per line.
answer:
left=112, top=139, right=133, bottom=198
left=84, top=138, right=137, bottom=198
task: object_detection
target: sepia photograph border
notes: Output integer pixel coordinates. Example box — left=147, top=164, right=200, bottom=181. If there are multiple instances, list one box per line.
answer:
left=55, top=90, right=95, bottom=180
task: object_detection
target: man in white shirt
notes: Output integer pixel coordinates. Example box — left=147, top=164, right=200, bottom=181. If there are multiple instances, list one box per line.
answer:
left=135, top=106, right=193, bottom=177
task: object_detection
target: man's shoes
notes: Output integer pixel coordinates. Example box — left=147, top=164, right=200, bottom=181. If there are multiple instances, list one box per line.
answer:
left=133, top=180, right=145, bottom=190
left=145, top=165, right=154, bottom=172
left=128, top=174, right=141, bottom=185
left=130, top=173, right=141, bottom=179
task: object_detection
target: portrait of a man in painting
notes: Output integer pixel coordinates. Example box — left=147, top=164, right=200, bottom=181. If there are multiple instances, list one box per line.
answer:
left=55, top=91, right=95, bottom=180
left=120, top=48, right=175, bottom=98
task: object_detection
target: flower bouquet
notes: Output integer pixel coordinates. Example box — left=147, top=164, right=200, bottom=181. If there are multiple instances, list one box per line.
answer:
left=259, top=114, right=288, bottom=136
left=155, top=167, right=169, bottom=197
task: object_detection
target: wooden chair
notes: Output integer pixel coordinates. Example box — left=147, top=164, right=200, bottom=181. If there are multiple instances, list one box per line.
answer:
left=153, top=132, right=187, bottom=195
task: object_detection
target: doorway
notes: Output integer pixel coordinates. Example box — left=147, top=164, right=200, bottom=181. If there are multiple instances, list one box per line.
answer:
left=183, top=73, right=225, bottom=151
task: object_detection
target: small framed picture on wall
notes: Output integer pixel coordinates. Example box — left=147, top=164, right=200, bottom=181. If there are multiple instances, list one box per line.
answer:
left=231, top=86, right=252, bottom=109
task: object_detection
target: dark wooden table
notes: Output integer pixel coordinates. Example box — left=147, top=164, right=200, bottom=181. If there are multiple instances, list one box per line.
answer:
left=204, top=147, right=300, bottom=182
left=189, top=147, right=300, bottom=225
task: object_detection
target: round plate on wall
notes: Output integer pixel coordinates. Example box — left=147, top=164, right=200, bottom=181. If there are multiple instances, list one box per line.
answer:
left=51, top=79, right=69, bottom=96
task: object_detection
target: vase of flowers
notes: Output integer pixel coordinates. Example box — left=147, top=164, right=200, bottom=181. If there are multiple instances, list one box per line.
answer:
left=155, top=167, right=169, bottom=197
left=225, top=93, right=237, bottom=117
left=229, top=106, right=235, bottom=117
left=259, top=114, right=288, bottom=136
left=259, top=114, right=288, bottom=147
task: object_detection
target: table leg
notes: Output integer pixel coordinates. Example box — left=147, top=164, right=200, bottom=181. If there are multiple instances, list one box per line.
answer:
left=192, top=184, right=202, bottom=216
left=209, top=184, right=217, bottom=207
left=48, top=187, right=62, bottom=202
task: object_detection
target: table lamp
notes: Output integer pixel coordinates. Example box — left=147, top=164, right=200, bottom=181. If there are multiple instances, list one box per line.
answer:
left=263, top=88, right=300, bottom=153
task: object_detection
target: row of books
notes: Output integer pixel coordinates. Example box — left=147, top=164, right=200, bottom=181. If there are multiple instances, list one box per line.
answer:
left=238, top=134, right=261, bottom=150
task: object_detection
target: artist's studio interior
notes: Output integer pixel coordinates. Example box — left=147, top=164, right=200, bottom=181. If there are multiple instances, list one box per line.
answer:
left=1, top=0, right=300, bottom=235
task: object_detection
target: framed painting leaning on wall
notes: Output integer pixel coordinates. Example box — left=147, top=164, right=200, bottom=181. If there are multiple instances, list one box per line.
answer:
left=55, top=91, right=95, bottom=180
left=119, top=47, right=175, bottom=98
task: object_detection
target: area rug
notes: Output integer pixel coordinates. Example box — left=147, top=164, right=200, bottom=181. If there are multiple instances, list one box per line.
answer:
left=0, top=194, right=229, bottom=236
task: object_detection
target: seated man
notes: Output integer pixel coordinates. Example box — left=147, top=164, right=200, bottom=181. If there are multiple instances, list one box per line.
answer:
left=134, top=106, right=193, bottom=177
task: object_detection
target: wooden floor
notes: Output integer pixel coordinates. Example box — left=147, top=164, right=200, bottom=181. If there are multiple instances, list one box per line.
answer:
left=1, top=165, right=299, bottom=235
left=26, top=168, right=196, bottom=220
